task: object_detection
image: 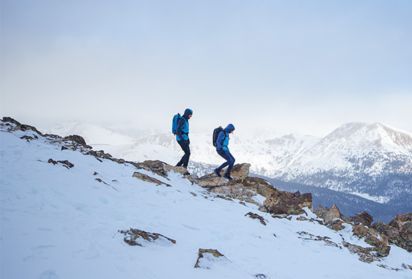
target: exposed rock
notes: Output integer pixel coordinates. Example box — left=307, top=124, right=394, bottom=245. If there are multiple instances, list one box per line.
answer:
left=132, top=160, right=185, bottom=178
left=255, top=274, right=267, bottom=279
left=196, top=176, right=228, bottom=188
left=213, top=163, right=250, bottom=180
left=48, top=158, right=74, bottom=169
left=297, top=231, right=341, bottom=249
left=200, top=163, right=251, bottom=184
left=209, top=184, right=259, bottom=205
left=245, top=212, right=267, bottom=225
left=132, top=172, right=171, bottom=187
left=342, top=241, right=379, bottom=263
left=350, top=211, right=373, bottom=227
left=63, top=135, right=88, bottom=146
left=329, top=219, right=345, bottom=231
left=314, top=204, right=342, bottom=224
left=374, top=213, right=412, bottom=252
left=95, top=178, right=109, bottom=185
left=2, top=117, right=43, bottom=135
left=194, top=248, right=228, bottom=269
left=20, top=135, right=38, bottom=142
left=352, top=224, right=390, bottom=257
left=119, top=228, right=176, bottom=247
left=263, top=189, right=312, bottom=215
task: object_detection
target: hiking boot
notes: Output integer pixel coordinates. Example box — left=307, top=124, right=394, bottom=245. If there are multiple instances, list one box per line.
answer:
left=183, top=170, right=191, bottom=176
left=224, top=174, right=233, bottom=181
left=214, top=169, right=222, bottom=177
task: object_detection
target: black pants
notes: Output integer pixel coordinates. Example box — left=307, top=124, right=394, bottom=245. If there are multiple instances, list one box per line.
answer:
left=216, top=149, right=235, bottom=176
left=176, top=140, right=190, bottom=168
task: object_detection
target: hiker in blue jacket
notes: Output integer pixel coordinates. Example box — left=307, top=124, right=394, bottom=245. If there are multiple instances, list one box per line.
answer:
left=175, top=108, right=193, bottom=174
left=214, top=124, right=236, bottom=180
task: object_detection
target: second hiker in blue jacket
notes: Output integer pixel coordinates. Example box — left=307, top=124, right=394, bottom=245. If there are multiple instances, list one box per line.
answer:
left=214, top=124, right=236, bottom=180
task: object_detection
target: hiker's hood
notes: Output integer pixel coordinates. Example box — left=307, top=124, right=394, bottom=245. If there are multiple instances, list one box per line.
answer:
left=225, top=124, right=235, bottom=133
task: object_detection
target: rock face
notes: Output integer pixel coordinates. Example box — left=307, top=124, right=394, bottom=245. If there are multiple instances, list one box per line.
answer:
left=119, top=228, right=176, bottom=247
left=194, top=249, right=228, bottom=269
left=263, top=190, right=312, bottom=215
left=374, top=213, right=412, bottom=252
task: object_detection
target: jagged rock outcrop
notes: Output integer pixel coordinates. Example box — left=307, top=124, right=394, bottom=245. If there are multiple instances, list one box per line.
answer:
left=349, top=211, right=373, bottom=227
left=119, top=228, right=176, bottom=247
left=132, top=171, right=171, bottom=187
left=373, top=213, right=412, bottom=252
left=263, top=190, right=312, bottom=215
left=194, top=249, right=228, bottom=269
left=314, top=204, right=344, bottom=231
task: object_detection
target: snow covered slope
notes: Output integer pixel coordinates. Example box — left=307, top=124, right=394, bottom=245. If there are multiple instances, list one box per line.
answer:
left=1, top=119, right=412, bottom=279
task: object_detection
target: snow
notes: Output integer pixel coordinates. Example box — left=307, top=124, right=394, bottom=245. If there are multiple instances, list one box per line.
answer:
left=1, top=124, right=412, bottom=279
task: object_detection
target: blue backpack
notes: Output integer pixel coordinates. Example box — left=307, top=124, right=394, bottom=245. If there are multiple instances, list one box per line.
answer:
left=172, top=113, right=181, bottom=135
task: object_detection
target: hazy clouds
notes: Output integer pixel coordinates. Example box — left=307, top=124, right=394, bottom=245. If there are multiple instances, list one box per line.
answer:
left=1, top=0, right=411, bottom=136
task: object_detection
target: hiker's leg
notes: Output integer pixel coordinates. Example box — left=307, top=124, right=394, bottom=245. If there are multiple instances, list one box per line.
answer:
left=176, top=141, right=186, bottom=167
left=224, top=151, right=236, bottom=176
left=216, top=149, right=230, bottom=172
left=180, top=141, right=191, bottom=168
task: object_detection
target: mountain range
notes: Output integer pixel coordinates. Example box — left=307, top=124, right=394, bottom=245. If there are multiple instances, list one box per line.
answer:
left=43, top=121, right=412, bottom=221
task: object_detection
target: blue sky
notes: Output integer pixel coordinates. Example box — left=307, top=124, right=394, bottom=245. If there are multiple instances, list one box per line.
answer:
left=1, top=0, right=411, bottom=135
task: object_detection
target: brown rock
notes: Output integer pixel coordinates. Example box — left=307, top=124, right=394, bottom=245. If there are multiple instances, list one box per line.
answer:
left=133, top=160, right=188, bottom=178
left=350, top=211, right=373, bottom=226
left=245, top=212, right=267, bottom=225
left=352, top=224, right=390, bottom=257
left=263, top=189, right=312, bottom=215
left=314, top=204, right=342, bottom=224
left=48, top=158, right=74, bottom=169
left=194, top=249, right=227, bottom=269
left=204, top=163, right=251, bottom=182
left=132, top=172, right=171, bottom=187
left=64, top=135, right=88, bottom=146
left=119, top=228, right=176, bottom=246
left=342, top=241, right=379, bottom=263
left=380, top=213, right=412, bottom=252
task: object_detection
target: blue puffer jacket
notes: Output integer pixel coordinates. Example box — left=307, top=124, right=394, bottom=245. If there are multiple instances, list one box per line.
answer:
left=216, top=124, right=235, bottom=151
left=176, top=109, right=192, bottom=141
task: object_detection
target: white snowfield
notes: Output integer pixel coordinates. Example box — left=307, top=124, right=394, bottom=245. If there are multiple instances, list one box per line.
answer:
left=1, top=126, right=411, bottom=279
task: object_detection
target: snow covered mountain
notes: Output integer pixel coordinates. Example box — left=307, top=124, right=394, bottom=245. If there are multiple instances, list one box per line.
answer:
left=1, top=117, right=412, bottom=279
left=277, top=122, right=412, bottom=203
